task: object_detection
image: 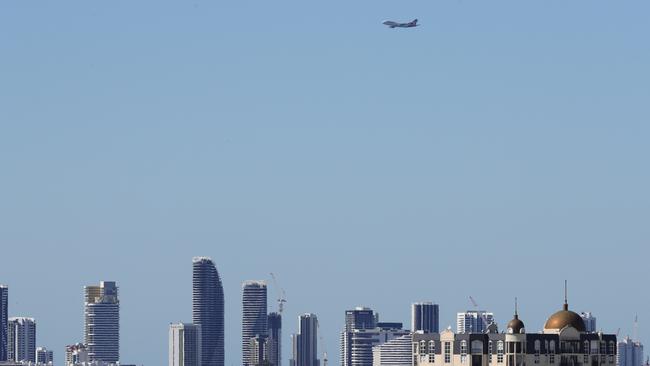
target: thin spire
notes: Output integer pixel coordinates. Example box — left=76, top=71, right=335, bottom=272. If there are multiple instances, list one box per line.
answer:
left=514, top=297, right=518, bottom=318
left=563, top=280, right=568, bottom=311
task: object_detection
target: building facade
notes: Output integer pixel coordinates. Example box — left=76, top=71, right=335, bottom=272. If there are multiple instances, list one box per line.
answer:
left=192, top=257, right=225, bottom=366
left=456, top=312, right=495, bottom=334
left=249, top=335, right=270, bottom=366
left=341, top=308, right=409, bottom=366
left=36, top=347, right=54, bottom=364
left=290, top=314, right=319, bottom=366
left=7, top=317, right=36, bottom=362
left=268, top=313, right=282, bottom=366
left=65, top=343, right=89, bottom=366
left=580, top=313, right=597, bottom=333
left=415, top=300, right=616, bottom=366
left=618, top=337, right=643, bottom=366
left=84, top=281, right=119, bottom=363
left=413, top=303, right=440, bottom=334
left=372, top=334, right=412, bottom=366
left=1, top=285, right=8, bottom=362
left=169, top=323, right=202, bottom=366
left=242, top=281, right=268, bottom=366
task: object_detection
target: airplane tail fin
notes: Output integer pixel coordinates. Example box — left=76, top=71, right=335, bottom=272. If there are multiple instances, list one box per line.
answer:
left=412, top=19, right=418, bottom=25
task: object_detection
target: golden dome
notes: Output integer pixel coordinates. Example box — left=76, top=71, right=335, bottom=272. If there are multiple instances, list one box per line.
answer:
left=544, top=304, right=586, bottom=332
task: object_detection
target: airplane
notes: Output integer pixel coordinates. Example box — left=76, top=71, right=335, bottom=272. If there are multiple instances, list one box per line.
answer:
left=383, top=19, right=418, bottom=28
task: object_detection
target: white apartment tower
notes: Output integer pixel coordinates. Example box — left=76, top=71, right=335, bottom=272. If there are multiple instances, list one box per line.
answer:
left=169, top=323, right=202, bottom=366
left=456, top=311, right=495, bottom=334
left=84, top=281, right=120, bottom=363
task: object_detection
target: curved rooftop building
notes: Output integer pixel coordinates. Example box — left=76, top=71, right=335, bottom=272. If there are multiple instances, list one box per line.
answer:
left=192, top=257, right=225, bottom=366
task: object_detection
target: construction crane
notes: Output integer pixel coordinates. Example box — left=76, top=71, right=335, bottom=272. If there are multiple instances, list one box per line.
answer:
left=468, top=296, right=491, bottom=332
left=269, top=272, right=287, bottom=314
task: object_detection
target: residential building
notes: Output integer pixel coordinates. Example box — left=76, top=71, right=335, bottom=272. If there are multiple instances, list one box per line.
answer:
left=84, top=281, right=119, bottom=363
left=1, top=285, right=7, bottom=362
left=242, top=281, right=267, bottom=366
left=36, top=347, right=54, bottom=364
left=340, top=307, right=408, bottom=366
left=372, top=334, right=412, bottom=366
left=580, top=313, right=597, bottom=333
left=65, top=343, right=89, bottom=366
left=456, top=311, right=495, bottom=334
left=169, top=323, right=202, bottom=366
left=268, top=313, right=282, bottom=366
left=290, top=314, right=318, bottom=366
left=7, top=317, right=36, bottom=362
left=249, top=335, right=269, bottom=366
left=618, top=337, right=644, bottom=366
left=192, top=257, right=225, bottom=366
left=414, top=298, right=617, bottom=366
left=412, top=303, right=440, bottom=334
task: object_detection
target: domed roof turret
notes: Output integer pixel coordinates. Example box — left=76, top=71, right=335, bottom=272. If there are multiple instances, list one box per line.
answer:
left=507, top=298, right=525, bottom=334
left=544, top=281, right=586, bottom=332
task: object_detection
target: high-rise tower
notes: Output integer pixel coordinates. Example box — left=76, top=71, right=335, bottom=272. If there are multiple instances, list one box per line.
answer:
left=192, top=257, right=225, bottom=366
left=7, top=317, right=36, bottom=362
left=290, top=313, right=319, bottom=366
left=84, top=281, right=120, bottom=363
left=169, top=323, right=202, bottom=366
left=411, top=303, right=439, bottom=333
left=267, top=312, right=282, bottom=366
left=0, top=285, right=7, bottom=362
left=242, top=281, right=268, bottom=366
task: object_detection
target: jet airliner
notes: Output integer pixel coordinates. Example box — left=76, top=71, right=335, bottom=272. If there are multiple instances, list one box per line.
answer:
left=383, top=19, right=418, bottom=28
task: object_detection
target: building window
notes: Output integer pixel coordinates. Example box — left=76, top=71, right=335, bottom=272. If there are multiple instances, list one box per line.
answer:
left=488, top=341, right=493, bottom=364
left=461, top=340, right=468, bottom=363
left=609, top=341, right=615, bottom=355
left=600, top=342, right=606, bottom=355
left=429, top=354, right=435, bottom=363
left=534, top=354, right=540, bottom=364
left=445, top=342, right=451, bottom=363
left=421, top=341, right=427, bottom=354
left=584, top=341, right=590, bottom=354
left=430, top=341, right=436, bottom=354
left=497, top=341, right=504, bottom=363
left=549, top=341, right=555, bottom=364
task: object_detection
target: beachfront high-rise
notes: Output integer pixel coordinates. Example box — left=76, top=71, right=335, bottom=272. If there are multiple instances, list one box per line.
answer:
left=84, top=281, right=120, bottom=363
left=412, top=302, right=439, bottom=333
left=0, top=285, right=7, bottom=362
left=7, top=317, right=36, bottom=362
left=290, top=313, right=319, bottom=366
left=242, top=281, right=268, bottom=366
left=169, top=323, right=202, bottom=366
left=192, top=257, right=225, bottom=366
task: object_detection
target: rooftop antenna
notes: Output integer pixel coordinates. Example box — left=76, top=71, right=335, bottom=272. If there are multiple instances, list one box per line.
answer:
left=634, top=314, right=638, bottom=341
left=514, top=297, right=518, bottom=317
left=563, top=280, right=568, bottom=310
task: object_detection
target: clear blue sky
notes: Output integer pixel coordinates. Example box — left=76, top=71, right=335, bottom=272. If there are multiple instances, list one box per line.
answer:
left=1, top=1, right=649, bottom=366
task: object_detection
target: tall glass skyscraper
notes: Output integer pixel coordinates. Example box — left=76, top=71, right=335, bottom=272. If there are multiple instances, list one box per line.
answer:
left=411, top=302, right=439, bottom=333
left=0, top=285, right=7, bottom=362
left=290, top=313, right=319, bottom=366
left=192, top=257, right=225, bottom=366
left=84, top=281, right=120, bottom=363
left=242, top=281, right=267, bottom=366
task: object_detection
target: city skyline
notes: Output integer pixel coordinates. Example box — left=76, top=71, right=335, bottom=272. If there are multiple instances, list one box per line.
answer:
left=1, top=265, right=648, bottom=366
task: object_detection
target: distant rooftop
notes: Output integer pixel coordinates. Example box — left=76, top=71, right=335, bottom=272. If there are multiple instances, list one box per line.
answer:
left=193, top=256, right=213, bottom=263
left=242, top=280, right=266, bottom=287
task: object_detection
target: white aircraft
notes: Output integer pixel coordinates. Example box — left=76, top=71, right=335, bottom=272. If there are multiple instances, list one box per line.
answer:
left=383, top=19, right=418, bottom=28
